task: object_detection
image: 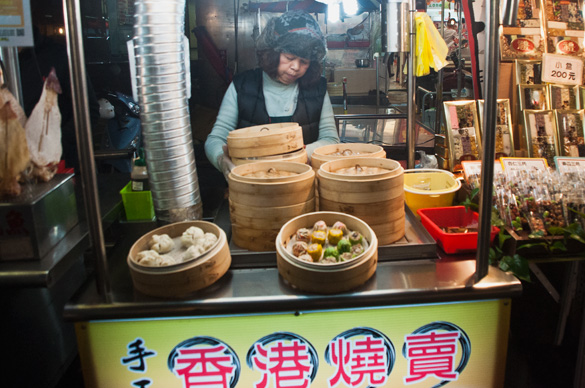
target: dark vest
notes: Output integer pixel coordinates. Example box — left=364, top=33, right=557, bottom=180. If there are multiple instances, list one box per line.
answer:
left=232, top=68, right=327, bottom=144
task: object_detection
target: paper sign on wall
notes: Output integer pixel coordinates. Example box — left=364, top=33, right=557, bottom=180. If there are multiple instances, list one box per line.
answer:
left=0, top=0, right=33, bottom=47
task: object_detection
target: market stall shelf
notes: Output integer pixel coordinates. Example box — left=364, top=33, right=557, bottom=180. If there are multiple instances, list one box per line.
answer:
left=228, top=205, right=436, bottom=267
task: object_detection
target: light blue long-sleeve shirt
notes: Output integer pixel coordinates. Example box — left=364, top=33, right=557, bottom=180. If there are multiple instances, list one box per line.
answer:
left=204, top=71, right=339, bottom=171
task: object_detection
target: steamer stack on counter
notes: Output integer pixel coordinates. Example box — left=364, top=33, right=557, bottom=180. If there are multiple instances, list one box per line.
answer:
left=226, top=131, right=406, bottom=251
left=310, top=143, right=386, bottom=170
left=317, top=158, right=405, bottom=246
left=227, top=161, right=316, bottom=252
left=227, top=122, right=308, bottom=165
left=310, top=143, right=387, bottom=212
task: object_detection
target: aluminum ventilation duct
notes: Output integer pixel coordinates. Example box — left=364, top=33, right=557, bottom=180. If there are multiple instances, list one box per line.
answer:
left=133, top=0, right=202, bottom=222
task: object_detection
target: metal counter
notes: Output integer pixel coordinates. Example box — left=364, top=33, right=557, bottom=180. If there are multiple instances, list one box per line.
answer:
left=64, top=204, right=521, bottom=321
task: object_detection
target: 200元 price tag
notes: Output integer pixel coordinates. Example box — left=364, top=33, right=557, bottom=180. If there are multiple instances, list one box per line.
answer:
left=541, top=53, right=584, bottom=85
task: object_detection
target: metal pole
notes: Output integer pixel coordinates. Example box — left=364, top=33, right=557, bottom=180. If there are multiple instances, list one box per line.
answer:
left=456, top=1, right=463, bottom=98
left=63, top=0, right=111, bottom=300
left=375, top=52, right=380, bottom=109
left=434, top=0, right=446, bottom=135
left=407, top=0, right=416, bottom=169
left=0, top=47, right=23, bottom=105
left=475, top=0, right=499, bottom=282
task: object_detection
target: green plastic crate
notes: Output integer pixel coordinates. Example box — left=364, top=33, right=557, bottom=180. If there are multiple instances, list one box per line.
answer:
left=120, top=182, right=155, bottom=221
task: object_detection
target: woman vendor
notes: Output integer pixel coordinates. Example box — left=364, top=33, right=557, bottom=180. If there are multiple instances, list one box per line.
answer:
left=204, top=10, right=340, bottom=177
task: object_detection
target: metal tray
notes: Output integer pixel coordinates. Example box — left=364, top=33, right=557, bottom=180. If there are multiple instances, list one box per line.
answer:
left=227, top=205, right=436, bottom=269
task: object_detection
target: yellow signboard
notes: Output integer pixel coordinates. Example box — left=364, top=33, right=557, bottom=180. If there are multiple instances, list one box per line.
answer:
left=76, top=299, right=511, bottom=388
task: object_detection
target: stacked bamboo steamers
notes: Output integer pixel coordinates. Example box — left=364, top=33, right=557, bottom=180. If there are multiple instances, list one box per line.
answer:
left=227, top=123, right=315, bottom=251
left=227, top=122, right=308, bottom=165
left=226, top=131, right=405, bottom=293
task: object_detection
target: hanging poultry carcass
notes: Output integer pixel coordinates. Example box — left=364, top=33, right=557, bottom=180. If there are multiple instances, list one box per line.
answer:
left=25, top=67, right=63, bottom=182
left=0, top=101, right=31, bottom=197
left=0, top=85, right=26, bottom=127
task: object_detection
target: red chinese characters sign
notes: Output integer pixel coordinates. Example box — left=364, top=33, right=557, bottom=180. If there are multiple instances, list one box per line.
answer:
left=76, top=299, right=510, bottom=387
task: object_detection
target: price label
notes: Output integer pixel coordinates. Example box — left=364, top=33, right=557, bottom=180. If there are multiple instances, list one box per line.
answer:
left=554, top=156, right=585, bottom=173
left=461, top=160, right=503, bottom=183
left=541, top=53, right=584, bottom=85
left=500, top=157, right=548, bottom=172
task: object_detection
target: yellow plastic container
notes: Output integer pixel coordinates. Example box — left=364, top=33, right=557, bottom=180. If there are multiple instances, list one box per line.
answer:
left=120, top=182, right=156, bottom=221
left=403, top=169, right=461, bottom=216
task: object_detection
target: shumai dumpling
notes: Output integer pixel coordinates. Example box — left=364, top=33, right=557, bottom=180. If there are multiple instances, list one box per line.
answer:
left=181, top=226, right=205, bottom=248
left=135, top=250, right=162, bottom=266
left=148, top=234, right=175, bottom=253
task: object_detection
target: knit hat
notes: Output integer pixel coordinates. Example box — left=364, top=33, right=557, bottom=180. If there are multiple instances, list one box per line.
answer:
left=256, top=10, right=327, bottom=62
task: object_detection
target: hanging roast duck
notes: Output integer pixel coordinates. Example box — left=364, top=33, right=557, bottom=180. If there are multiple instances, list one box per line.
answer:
left=25, top=67, right=63, bottom=182
left=0, top=99, right=30, bottom=197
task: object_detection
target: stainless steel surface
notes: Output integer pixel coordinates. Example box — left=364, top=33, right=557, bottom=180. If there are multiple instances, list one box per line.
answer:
left=475, top=0, right=500, bottom=282
left=0, top=174, right=78, bottom=261
left=145, top=155, right=195, bottom=172
left=138, top=72, right=187, bottom=85
left=64, top=0, right=110, bottom=299
left=135, top=52, right=185, bottom=65
left=144, top=140, right=194, bottom=160
left=134, top=0, right=185, bottom=13
left=63, top=256, right=521, bottom=321
left=135, top=14, right=184, bottom=25
left=140, top=89, right=188, bottom=104
left=0, top=47, right=23, bottom=106
left=154, top=191, right=202, bottom=210
left=407, top=6, right=416, bottom=169
left=0, top=223, right=87, bottom=288
left=134, top=0, right=202, bottom=222
left=135, top=25, right=185, bottom=36
left=0, top=174, right=126, bottom=288
left=143, top=134, right=193, bottom=149
left=140, top=99, right=187, bottom=113
left=150, top=181, right=200, bottom=199
left=138, top=82, right=189, bottom=96
left=138, top=107, right=190, bottom=122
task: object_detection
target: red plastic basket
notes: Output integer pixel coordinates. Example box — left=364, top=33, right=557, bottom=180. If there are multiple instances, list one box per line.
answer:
left=417, top=206, right=499, bottom=254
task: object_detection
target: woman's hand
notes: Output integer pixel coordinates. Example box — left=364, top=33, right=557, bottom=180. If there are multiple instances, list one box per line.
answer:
left=217, top=144, right=235, bottom=179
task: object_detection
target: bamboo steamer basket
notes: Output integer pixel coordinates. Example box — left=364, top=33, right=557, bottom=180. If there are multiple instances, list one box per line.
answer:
left=311, top=143, right=386, bottom=170
left=232, top=148, right=307, bottom=166
left=228, top=161, right=316, bottom=251
left=317, top=158, right=405, bottom=246
left=230, top=197, right=316, bottom=251
left=228, top=162, right=315, bottom=207
left=127, top=221, right=231, bottom=298
left=276, top=211, right=378, bottom=294
left=227, top=122, right=304, bottom=158
left=311, top=144, right=386, bottom=210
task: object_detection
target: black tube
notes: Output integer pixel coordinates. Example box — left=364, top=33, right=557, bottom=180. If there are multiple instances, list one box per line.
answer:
left=475, top=0, right=500, bottom=282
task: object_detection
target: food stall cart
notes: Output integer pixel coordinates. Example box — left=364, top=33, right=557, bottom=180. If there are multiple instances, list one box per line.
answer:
left=59, top=0, right=523, bottom=387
